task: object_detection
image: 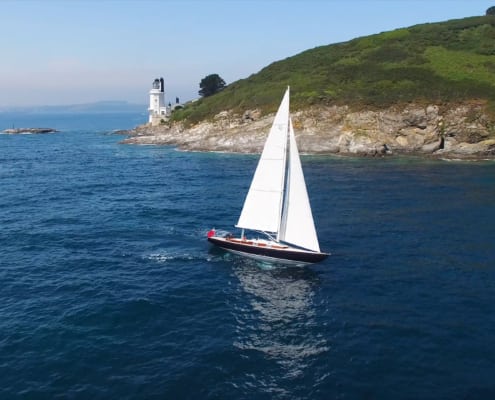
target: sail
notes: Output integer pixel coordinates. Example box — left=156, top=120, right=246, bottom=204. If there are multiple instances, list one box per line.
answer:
left=236, top=88, right=290, bottom=233
left=279, top=118, right=321, bottom=252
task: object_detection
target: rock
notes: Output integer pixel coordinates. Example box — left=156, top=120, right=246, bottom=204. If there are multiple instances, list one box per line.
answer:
left=119, top=103, right=495, bottom=159
left=402, top=108, right=428, bottom=129
left=214, top=110, right=230, bottom=120
left=421, top=137, right=444, bottom=153
left=2, top=128, right=58, bottom=134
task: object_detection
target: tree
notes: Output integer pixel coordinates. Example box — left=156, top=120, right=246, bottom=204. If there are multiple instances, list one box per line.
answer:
left=487, top=6, right=495, bottom=15
left=199, top=74, right=226, bottom=97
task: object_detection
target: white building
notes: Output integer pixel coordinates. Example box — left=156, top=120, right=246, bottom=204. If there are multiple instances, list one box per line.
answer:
left=148, top=77, right=169, bottom=125
left=148, top=77, right=183, bottom=126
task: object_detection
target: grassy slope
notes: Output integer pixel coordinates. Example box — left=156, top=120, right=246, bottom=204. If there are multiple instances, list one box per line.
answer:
left=173, top=15, right=495, bottom=124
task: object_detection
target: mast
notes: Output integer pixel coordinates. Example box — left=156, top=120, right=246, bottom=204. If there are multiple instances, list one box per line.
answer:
left=277, top=86, right=290, bottom=241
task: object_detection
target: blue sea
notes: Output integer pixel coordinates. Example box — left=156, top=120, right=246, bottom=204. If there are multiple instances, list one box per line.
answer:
left=0, top=112, right=494, bottom=399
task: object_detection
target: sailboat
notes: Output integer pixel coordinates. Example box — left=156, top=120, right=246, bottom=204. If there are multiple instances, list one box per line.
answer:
left=207, top=87, right=328, bottom=265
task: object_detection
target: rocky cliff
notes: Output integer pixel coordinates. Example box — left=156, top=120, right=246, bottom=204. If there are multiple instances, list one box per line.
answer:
left=121, top=103, right=495, bottom=159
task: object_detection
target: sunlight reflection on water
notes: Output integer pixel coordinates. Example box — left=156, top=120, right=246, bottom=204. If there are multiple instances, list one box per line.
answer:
left=232, top=264, right=329, bottom=380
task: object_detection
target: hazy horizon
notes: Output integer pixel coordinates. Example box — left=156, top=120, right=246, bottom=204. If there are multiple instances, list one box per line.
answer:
left=0, top=100, right=149, bottom=114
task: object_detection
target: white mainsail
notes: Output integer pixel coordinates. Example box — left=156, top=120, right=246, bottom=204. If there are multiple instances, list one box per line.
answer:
left=236, top=87, right=321, bottom=252
left=236, top=89, right=289, bottom=233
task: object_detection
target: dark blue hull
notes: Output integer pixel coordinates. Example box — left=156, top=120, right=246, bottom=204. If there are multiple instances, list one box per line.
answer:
left=208, top=236, right=328, bottom=264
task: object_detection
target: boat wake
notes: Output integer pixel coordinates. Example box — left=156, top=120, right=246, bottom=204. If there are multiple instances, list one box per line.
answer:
left=144, top=250, right=208, bottom=263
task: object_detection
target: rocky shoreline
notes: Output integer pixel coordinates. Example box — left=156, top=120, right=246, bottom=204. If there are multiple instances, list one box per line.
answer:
left=119, top=103, right=495, bottom=160
left=2, top=128, right=58, bottom=134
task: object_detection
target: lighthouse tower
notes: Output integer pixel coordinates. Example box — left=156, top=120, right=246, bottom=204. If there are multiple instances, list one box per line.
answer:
left=148, top=77, right=169, bottom=125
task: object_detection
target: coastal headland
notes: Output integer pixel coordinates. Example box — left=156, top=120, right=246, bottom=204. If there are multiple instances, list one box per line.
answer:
left=120, top=102, right=495, bottom=160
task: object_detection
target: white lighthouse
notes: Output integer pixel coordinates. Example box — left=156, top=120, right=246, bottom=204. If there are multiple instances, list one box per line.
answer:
left=148, top=77, right=169, bottom=125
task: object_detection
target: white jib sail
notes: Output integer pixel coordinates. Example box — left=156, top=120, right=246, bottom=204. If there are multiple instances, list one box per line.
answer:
left=236, top=88, right=290, bottom=233
left=279, top=117, right=321, bottom=252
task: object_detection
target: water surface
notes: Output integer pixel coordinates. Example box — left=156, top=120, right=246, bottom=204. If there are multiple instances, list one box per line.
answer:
left=1, top=112, right=494, bottom=399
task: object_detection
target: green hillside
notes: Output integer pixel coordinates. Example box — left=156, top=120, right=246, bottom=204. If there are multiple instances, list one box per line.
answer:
left=173, top=15, right=495, bottom=124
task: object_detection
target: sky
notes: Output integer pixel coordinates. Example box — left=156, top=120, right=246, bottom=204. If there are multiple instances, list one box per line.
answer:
left=0, top=0, right=492, bottom=107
